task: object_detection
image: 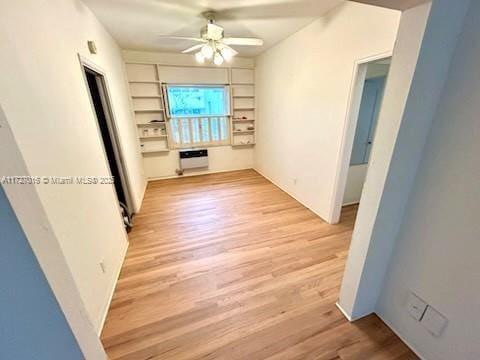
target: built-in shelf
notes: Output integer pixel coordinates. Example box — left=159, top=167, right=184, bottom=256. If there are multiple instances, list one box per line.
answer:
left=127, top=67, right=171, bottom=153
left=137, top=122, right=166, bottom=126
left=131, top=95, right=162, bottom=99
left=230, top=76, right=256, bottom=147
left=139, top=135, right=168, bottom=139
left=232, top=142, right=256, bottom=146
left=127, top=63, right=257, bottom=151
left=233, top=130, right=255, bottom=134
left=141, top=149, right=170, bottom=154
left=134, top=109, right=164, bottom=113
left=129, top=80, right=160, bottom=84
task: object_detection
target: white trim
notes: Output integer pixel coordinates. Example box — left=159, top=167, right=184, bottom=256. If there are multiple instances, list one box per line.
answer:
left=376, top=312, right=427, bottom=360
left=254, top=168, right=329, bottom=223
left=335, top=302, right=370, bottom=322
left=335, top=302, right=353, bottom=322
left=96, top=240, right=129, bottom=334
left=136, top=181, right=148, bottom=213
left=337, top=299, right=426, bottom=360
left=329, top=50, right=393, bottom=224
left=147, top=167, right=253, bottom=181
left=78, top=54, right=136, bottom=218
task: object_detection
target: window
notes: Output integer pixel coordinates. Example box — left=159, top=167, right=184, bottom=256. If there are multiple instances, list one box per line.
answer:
left=165, top=85, right=230, bottom=148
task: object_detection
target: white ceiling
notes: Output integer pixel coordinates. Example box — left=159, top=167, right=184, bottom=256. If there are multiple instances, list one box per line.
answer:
left=83, top=0, right=344, bottom=57
left=350, top=0, right=429, bottom=10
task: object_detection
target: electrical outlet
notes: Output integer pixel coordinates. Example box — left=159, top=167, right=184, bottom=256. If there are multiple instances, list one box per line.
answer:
left=421, top=306, right=447, bottom=337
left=406, top=292, right=428, bottom=321
left=292, top=177, right=298, bottom=185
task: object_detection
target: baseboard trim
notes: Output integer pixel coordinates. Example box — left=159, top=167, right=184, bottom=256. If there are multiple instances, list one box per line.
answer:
left=375, top=312, right=428, bottom=360
left=336, top=303, right=427, bottom=359
left=335, top=302, right=353, bottom=322
left=342, top=201, right=360, bottom=207
left=147, top=167, right=254, bottom=182
left=253, top=168, right=331, bottom=223
left=96, top=240, right=129, bottom=334
left=135, top=180, right=148, bottom=213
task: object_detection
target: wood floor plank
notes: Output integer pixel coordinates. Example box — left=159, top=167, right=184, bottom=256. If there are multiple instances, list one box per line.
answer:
left=101, top=169, right=416, bottom=360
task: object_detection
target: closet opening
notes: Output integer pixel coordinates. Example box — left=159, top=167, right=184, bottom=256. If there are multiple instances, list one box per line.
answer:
left=82, top=61, right=133, bottom=231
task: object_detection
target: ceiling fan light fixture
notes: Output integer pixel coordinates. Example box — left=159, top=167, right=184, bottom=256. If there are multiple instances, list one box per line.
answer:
left=195, top=51, right=205, bottom=64
left=166, top=11, right=263, bottom=64
left=220, top=47, right=234, bottom=61
left=201, top=44, right=214, bottom=59
left=213, top=52, right=224, bottom=66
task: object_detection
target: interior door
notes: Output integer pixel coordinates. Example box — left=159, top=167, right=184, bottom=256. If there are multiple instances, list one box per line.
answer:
left=350, top=76, right=386, bottom=165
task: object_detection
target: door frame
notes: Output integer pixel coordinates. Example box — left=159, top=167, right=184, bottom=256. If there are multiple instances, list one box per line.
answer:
left=78, top=54, right=134, bottom=218
left=329, top=51, right=393, bottom=224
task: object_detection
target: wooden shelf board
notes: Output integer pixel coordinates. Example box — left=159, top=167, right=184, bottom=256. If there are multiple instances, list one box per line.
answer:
left=141, top=149, right=170, bottom=154
left=132, top=95, right=162, bottom=99
left=233, top=119, right=255, bottom=122
left=137, top=122, right=166, bottom=126
left=231, top=83, right=254, bottom=86
left=129, top=80, right=160, bottom=84
left=233, top=108, right=255, bottom=111
left=232, top=143, right=256, bottom=146
left=233, top=130, right=255, bottom=134
left=139, top=135, right=168, bottom=139
left=134, top=109, right=164, bottom=113
left=233, top=96, right=255, bottom=98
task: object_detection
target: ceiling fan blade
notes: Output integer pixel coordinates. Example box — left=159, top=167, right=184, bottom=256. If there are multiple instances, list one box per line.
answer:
left=223, top=37, right=264, bottom=46
left=228, top=46, right=239, bottom=56
left=182, top=43, right=205, bottom=53
left=158, top=36, right=206, bottom=42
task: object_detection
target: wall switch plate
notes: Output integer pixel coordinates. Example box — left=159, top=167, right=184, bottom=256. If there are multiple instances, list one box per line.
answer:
left=99, top=260, right=106, bottom=274
left=88, top=40, right=97, bottom=54
left=421, top=306, right=447, bottom=337
left=406, top=292, right=428, bottom=321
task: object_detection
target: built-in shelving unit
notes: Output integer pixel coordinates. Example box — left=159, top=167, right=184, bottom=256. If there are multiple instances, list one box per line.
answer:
left=125, top=63, right=171, bottom=154
left=230, top=68, right=256, bottom=146
left=125, top=63, right=257, bottom=151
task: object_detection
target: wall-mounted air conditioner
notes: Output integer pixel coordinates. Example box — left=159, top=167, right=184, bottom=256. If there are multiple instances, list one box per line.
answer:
left=178, top=149, right=208, bottom=172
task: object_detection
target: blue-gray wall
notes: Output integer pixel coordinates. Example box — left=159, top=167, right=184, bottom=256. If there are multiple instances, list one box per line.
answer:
left=0, top=186, right=83, bottom=359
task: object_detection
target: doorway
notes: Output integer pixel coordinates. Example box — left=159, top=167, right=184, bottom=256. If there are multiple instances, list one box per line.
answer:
left=342, top=58, right=391, bottom=207
left=82, top=62, right=133, bottom=231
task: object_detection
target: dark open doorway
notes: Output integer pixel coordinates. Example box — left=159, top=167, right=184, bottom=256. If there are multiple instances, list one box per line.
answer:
left=83, top=65, right=133, bottom=231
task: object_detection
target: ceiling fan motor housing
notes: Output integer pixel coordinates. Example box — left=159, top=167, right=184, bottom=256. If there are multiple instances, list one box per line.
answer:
left=201, top=23, right=224, bottom=41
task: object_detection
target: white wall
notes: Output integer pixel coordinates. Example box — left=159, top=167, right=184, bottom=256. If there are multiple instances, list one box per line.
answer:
left=343, top=164, right=368, bottom=205
left=143, top=148, right=254, bottom=179
left=254, top=2, right=400, bottom=223
left=377, top=1, right=480, bottom=359
left=339, top=0, right=470, bottom=320
left=0, top=0, right=143, bottom=331
left=123, top=50, right=255, bottom=179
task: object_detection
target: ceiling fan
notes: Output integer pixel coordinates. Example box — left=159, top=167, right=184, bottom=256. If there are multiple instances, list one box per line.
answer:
left=160, top=12, right=264, bottom=66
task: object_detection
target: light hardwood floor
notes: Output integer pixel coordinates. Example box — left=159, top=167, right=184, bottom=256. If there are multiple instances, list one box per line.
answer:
left=101, top=169, right=416, bottom=360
